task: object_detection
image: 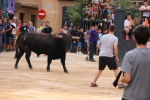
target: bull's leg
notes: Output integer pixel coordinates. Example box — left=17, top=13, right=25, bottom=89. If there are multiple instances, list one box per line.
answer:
left=60, top=53, right=68, bottom=73
left=15, top=50, right=24, bottom=69
left=25, top=51, right=32, bottom=69
left=47, top=56, right=52, bottom=72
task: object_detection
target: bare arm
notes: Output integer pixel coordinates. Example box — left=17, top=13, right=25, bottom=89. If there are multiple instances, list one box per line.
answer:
left=97, top=42, right=101, bottom=50
left=114, top=44, right=119, bottom=62
left=6, top=26, right=12, bottom=32
left=88, top=34, right=91, bottom=44
left=0, top=29, right=4, bottom=34
left=121, top=72, right=131, bottom=84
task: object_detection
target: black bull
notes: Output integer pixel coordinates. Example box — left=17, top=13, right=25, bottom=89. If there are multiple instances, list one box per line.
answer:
left=14, top=33, right=78, bottom=73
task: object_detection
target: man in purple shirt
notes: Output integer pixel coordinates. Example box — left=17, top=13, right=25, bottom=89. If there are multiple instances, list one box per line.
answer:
left=88, top=25, right=98, bottom=62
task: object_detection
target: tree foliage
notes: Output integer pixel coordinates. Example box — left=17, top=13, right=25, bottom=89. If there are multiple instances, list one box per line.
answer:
left=112, top=0, right=134, bottom=9
left=67, top=0, right=88, bottom=25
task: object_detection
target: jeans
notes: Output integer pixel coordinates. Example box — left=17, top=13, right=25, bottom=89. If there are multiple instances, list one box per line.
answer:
left=89, top=44, right=96, bottom=60
left=70, top=42, right=77, bottom=53
left=0, top=35, right=2, bottom=52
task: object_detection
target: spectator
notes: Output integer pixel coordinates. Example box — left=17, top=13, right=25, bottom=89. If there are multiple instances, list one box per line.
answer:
left=67, top=23, right=74, bottom=34
left=103, top=28, right=108, bottom=35
left=96, top=29, right=102, bottom=55
left=29, top=21, right=35, bottom=33
left=16, top=19, right=22, bottom=37
left=91, top=4, right=99, bottom=20
left=6, top=19, right=13, bottom=51
left=121, top=25, right=150, bottom=100
left=40, top=22, right=45, bottom=32
left=3, top=18, right=12, bottom=51
left=60, top=24, right=68, bottom=34
left=86, top=26, right=95, bottom=61
left=83, top=28, right=88, bottom=53
left=139, top=0, right=150, bottom=25
left=88, top=25, right=98, bottom=62
left=11, top=18, right=17, bottom=51
left=20, top=21, right=29, bottom=34
left=0, top=19, right=4, bottom=53
left=77, top=28, right=84, bottom=54
left=83, top=5, right=91, bottom=20
left=70, top=26, right=79, bottom=53
left=124, top=14, right=135, bottom=40
left=42, top=21, right=53, bottom=34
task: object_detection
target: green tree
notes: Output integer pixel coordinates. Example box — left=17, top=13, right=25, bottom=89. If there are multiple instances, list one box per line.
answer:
left=112, top=0, right=134, bottom=9
left=67, top=0, right=88, bottom=25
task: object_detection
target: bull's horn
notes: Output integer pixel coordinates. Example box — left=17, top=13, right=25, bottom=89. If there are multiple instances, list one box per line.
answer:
left=72, top=36, right=80, bottom=40
left=55, top=35, right=63, bottom=38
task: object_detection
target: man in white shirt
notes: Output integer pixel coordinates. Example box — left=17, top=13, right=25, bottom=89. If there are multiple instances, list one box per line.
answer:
left=139, top=0, right=150, bottom=25
left=124, top=14, right=135, bottom=40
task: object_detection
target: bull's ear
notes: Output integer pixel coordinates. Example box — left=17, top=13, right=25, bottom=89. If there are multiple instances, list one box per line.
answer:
left=55, top=35, right=63, bottom=38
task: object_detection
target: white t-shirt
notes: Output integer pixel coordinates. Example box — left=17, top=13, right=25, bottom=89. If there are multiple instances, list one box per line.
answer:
left=124, top=19, right=132, bottom=30
left=11, top=23, right=17, bottom=35
left=140, top=6, right=150, bottom=17
left=99, top=34, right=118, bottom=57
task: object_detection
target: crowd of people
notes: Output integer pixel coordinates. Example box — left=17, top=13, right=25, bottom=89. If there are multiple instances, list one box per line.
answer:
left=83, top=0, right=114, bottom=24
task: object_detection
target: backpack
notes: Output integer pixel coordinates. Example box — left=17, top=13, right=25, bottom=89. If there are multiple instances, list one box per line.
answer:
left=29, top=26, right=35, bottom=32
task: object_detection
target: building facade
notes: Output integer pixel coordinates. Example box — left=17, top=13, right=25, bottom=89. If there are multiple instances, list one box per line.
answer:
left=14, top=0, right=74, bottom=32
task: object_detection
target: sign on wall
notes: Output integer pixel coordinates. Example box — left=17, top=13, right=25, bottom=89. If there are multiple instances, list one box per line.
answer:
left=45, top=4, right=52, bottom=9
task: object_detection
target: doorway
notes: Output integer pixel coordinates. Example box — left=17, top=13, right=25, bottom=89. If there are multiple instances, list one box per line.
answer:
left=19, top=12, right=25, bottom=23
left=31, top=14, right=36, bottom=27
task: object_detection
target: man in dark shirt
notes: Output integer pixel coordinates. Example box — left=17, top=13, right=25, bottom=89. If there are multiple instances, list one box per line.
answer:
left=77, top=28, right=84, bottom=54
left=6, top=19, right=13, bottom=51
left=3, top=18, right=12, bottom=51
left=0, top=19, right=4, bottom=53
left=43, top=21, right=53, bottom=34
left=88, top=25, right=98, bottom=62
left=70, top=26, right=79, bottom=53
left=20, top=21, right=29, bottom=34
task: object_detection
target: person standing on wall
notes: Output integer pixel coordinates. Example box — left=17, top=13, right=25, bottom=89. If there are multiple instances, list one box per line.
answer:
left=139, top=0, right=150, bottom=25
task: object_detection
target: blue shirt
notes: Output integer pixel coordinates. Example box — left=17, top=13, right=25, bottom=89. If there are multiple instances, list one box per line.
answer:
left=90, top=30, right=98, bottom=44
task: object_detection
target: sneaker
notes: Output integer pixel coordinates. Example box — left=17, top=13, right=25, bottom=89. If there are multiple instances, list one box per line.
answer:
left=85, top=57, right=88, bottom=61
left=118, top=83, right=127, bottom=88
left=79, top=52, right=83, bottom=54
left=76, top=52, right=79, bottom=54
left=91, top=82, right=98, bottom=87
left=89, top=59, right=96, bottom=62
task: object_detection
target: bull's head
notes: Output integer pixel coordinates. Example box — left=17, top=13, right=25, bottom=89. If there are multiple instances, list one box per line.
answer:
left=55, top=33, right=72, bottom=52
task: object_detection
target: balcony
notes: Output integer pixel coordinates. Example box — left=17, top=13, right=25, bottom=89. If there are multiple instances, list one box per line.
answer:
left=15, top=0, right=39, bottom=8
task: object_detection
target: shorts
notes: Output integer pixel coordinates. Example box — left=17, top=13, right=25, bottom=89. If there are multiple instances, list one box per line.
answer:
left=124, top=29, right=132, bottom=35
left=6, top=37, right=12, bottom=45
left=12, top=34, right=17, bottom=40
left=92, top=11, right=97, bottom=14
left=78, top=42, right=82, bottom=48
left=99, top=56, right=118, bottom=70
left=87, top=42, right=89, bottom=47
left=2, top=32, right=6, bottom=43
